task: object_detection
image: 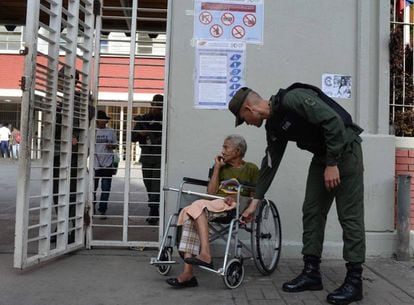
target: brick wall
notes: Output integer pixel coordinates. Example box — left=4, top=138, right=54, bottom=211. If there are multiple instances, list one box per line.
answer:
left=395, top=149, right=414, bottom=229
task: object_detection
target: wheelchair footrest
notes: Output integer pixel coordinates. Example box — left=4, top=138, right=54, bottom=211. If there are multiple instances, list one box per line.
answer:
left=150, top=257, right=177, bottom=265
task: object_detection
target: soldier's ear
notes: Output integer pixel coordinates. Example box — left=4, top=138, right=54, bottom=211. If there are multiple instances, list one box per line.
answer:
left=243, top=102, right=255, bottom=113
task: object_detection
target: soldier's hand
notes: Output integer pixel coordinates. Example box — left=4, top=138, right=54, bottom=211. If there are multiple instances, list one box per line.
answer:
left=239, top=198, right=259, bottom=224
left=324, top=165, right=341, bottom=191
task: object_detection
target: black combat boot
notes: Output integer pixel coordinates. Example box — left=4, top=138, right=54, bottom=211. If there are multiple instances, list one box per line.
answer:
left=282, top=255, right=323, bottom=292
left=327, top=262, right=363, bottom=305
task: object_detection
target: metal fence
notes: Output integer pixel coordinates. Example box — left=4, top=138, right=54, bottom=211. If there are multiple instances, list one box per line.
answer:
left=390, top=0, right=414, bottom=137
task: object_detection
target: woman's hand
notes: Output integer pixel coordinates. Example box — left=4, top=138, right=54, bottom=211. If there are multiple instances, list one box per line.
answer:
left=214, top=155, right=226, bottom=168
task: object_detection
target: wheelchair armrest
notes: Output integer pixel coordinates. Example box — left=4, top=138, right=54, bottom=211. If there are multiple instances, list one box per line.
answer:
left=183, top=177, right=209, bottom=186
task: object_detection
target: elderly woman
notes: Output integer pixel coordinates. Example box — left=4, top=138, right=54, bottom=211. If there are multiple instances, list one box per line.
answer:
left=166, top=134, right=259, bottom=288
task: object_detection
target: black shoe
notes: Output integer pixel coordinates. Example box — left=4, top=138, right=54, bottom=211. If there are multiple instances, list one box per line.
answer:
left=282, top=255, right=323, bottom=292
left=184, top=257, right=214, bottom=269
left=282, top=272, right=323, bottom=292
left=166, top=277, right=198, bottom=288
left=327, top=263, right=363, bottom=305
left=326, top=282, right=362, bottom=305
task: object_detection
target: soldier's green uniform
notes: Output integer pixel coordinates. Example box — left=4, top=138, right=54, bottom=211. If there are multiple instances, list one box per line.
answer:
left=254, top=87, right=365, bottom=263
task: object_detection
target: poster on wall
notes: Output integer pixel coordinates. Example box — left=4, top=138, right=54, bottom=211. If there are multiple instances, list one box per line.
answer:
left=194, top=0, right=264, bottom=44
left=322, top=73, right=352, bottom=99
left=195, top=40, right=246, bottom=109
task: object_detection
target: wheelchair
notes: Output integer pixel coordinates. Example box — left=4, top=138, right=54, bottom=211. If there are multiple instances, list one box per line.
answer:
left=150, top=177, right=282, bottom=289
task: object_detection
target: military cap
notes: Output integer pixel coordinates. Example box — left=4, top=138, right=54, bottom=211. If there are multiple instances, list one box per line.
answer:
left=228, top=87, right=252, bottom=126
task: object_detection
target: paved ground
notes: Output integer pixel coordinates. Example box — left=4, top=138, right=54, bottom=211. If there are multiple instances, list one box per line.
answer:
left=1, top=159, right=414, bottom=305
left=0, top=249, right=413, bottom=305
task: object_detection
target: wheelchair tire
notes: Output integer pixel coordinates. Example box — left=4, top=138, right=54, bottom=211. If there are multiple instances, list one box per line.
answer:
left=223, top=258, right=244, bottom=289
left=251, top=199, right=281, bottom=275
left=157, top=247, right=172, bottom=276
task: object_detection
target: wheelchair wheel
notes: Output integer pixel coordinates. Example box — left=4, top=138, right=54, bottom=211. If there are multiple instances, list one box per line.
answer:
left=223, top=258, right=244, bottom=289
left=251, top=200, right=281, bottom=275
left=157, top=247, right=172, bottom=276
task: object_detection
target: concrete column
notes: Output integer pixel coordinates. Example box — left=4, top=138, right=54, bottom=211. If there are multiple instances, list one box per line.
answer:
left=396, top=174, right=411, bottom=261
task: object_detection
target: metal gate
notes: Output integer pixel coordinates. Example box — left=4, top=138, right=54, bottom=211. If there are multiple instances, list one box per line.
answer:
left=86, top=0, right=167, bottom=248
left=14, top=0, right=94, bottom=268
left=14, top=0, right=168, bottom=268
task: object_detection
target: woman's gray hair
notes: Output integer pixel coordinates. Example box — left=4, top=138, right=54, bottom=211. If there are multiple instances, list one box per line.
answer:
left=225, top=134, right=247, bottom=157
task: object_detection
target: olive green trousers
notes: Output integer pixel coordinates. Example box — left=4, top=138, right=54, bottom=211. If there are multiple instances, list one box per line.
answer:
left=301, top=140, right=365, bottom=263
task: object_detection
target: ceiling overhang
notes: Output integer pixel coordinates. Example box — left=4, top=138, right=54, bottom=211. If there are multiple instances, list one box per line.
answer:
left=0, top=0, right=168, bottom=33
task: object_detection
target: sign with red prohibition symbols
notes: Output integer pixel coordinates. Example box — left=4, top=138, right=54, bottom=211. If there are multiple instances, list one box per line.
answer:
left=194, top=0, right=264, bottom=44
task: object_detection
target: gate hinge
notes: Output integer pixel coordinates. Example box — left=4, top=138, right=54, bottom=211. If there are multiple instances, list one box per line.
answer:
left=19, top=46, right=29, bottom=55
left=19, top=76, right=26, bottom=91
left=93, top=0, right=101, bottom=16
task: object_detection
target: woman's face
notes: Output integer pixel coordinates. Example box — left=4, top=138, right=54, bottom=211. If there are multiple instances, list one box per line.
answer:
left=221, top=139, right=241, bottom=162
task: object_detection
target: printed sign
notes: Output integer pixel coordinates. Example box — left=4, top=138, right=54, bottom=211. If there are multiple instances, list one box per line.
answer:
left=322, top=74, right=352, bottom=99
left=195, top=40, right=246, bottom=109
left=194, top=0, right=264, bottom=44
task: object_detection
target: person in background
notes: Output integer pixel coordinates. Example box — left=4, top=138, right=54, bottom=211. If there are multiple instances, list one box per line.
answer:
left=132, top=94, right=163, bottom=225
left=10, top=127, right=20, bottom=160
left=0, top=123, right=11, bottom=159
left=94, top=110, right=117, bottom=217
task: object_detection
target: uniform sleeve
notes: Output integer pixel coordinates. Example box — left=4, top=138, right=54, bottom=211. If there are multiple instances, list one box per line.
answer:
left=254, top=137, right=288, bottom=200
left=251, top=164, right=260, bottom=185
left=283, top=89, right=346, bottom=166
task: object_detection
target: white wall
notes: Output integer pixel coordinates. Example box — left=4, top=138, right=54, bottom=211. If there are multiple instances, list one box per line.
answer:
left=165, top=0, right=396, bottom=258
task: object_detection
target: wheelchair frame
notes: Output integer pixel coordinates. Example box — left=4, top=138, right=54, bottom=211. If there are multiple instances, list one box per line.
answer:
left=150, top=177, right=282, bottom=289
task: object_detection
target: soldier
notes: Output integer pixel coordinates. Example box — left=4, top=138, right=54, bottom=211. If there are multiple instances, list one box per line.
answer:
left=229, top=84, right=365, bottom=305
left=132, top=94, right=163, bottom=225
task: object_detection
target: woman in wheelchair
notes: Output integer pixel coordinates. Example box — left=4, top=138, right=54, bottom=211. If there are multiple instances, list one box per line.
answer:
left=166, top=134, right=259, bottom=288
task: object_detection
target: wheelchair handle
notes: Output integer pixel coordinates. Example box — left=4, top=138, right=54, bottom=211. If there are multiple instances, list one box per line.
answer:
left=163, top=187, right=223, bottom=200
left=182, top=177, right=209, bottom=186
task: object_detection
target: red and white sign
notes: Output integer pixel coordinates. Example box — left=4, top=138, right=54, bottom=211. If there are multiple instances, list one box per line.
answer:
left=210, top=24, right=223, bottom=37
left=221, top=12, right=235, bottom=26
left=194, top=1, right=264, bottom=44
left=243, top=14, right=256, bottom=27
left=199, top=11, right=212, bottom=24
left=232, top=25, right=245, bottom=39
